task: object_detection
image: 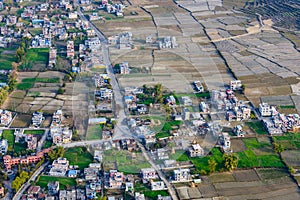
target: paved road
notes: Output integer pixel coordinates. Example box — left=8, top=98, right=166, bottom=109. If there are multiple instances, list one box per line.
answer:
left=13, top=162, right=49, bottom=200
left=76, top=5, right=179, bottom=200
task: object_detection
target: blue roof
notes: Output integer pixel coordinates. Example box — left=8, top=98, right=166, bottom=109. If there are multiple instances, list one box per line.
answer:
left=68, top=170, right=77, bottom=176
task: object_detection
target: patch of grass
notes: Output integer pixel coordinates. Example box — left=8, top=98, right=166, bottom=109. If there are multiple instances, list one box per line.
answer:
left=169, top=150, right=190, bottom=162
left=162, top=120, right=182, bottom=132
left=35, top=175, right=76, bottom=189
left=24, top=130, right=44, bottom=135
left=86, top=125, right=102, bottom=140
left=63, top=147, right=93, bottom=169
left=245, top=121, right=268, bottom=135
left=104, top=150, right=150, bottom=174
left=156, top=132, right=170, bottom=139
left=135, top=181, right=168, bottom=200
left=1, top=130, right=14, bottom=152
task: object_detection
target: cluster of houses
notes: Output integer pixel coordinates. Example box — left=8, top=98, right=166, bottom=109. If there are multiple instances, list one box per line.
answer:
left=210, top=89, right=251, bottom=121
left=260, top=102, right=300, bottom=134
left=108, top=32, right=133, bottom=49
left=101, top=0, right=125, bottom=17
left=49, top=110, right=73, bottom=145
left=91, top=73, right=113, bottom=116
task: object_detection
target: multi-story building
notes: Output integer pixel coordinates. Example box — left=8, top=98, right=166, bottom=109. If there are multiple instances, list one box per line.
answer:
left=48, top=47, right=57, bottom=67
left=107, top=170, right=124, bottom=189
left=0, top=109, right=13, bottom=126
left=119, top=62, right=130, bottom=74
left=0, top=139, right=8, bottom=155
left=66, top=40, right=75, bottom=58
left=259, top=102, right=277, bottom=117
left=230, top=80, right=242, bottom=91
left=94, top=88, right=113, bottom=101
left=140, top=168, right=157, bottom=180
left=49, top=158, right=69, bottom=177
left=26, top=134, right=37, bottom=150
left=188, top=144, right=204, bottom=158
left=50, top=127, right=72, bottom=145
left=173, top=169, right=191, bottom=182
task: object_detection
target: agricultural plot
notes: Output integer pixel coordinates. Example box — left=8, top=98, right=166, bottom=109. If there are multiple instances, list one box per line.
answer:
left=19, top=48, right=49, bottom=71
left=178, top=167, right=300, bottom=199
left=4, top=71, right=79, bottom=116
left=0, top=48, right=17, bottom=70
left=236, top=137, right=284, bottom=168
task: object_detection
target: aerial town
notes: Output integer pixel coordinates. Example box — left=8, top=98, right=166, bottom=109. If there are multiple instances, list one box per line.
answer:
left=0, top=0, right=299, bottom=200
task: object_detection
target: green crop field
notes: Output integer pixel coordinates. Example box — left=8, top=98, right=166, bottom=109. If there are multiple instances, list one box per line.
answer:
left=0, top=48, right=17, bottom=70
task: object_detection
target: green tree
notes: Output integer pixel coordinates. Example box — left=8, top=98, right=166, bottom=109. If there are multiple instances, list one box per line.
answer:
left=208, top=159, right=217, bottom=173
left=289, top=166, right=295, bottom=174
left=0, top=87, right=8, bottom=105
left=15, top=46, right=25, bottom=62
left=274, top=142, right=284, bottom=153
left=154, top=83, right=163, bottom=103
left=12, top=177, right=22, bottom=191
left=223, top=154, right=238, bottom=172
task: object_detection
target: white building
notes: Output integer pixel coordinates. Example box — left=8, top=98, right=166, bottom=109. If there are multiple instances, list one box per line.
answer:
left=151, top=181, right=166, bottom=191
left=140, top=168, right=157, bottom=180
left=188, top=144, right=204, bottom=157
left=259, top=102, right=277, bottom=117
left=193, top=81, right=204, bottom=92
left=230, top=80, right=242, bottom=91
left=0, top=139, right=8, bottom=155
left=119, top=62, right=130, bottom=74
left=173, top=169, right=191, bottom=182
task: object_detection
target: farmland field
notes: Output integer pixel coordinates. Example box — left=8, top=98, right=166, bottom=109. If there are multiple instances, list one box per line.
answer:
left=0, top=48, right=17, bottom=70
